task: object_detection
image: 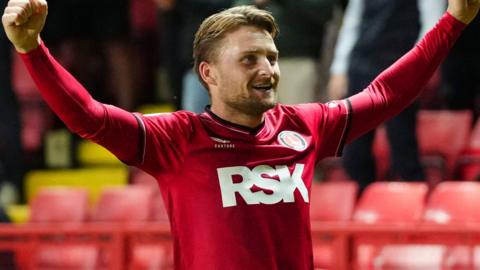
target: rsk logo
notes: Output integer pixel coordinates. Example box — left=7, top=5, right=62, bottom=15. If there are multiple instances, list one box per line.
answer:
left=217, top=164, right=308, bottom=207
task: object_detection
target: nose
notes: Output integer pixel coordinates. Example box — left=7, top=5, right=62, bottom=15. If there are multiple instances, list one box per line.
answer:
left=257, top=57, right=275, bottom=78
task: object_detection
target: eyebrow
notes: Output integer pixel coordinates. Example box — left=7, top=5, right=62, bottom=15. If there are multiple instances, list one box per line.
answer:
left=242, top=48, right=279, bottom=55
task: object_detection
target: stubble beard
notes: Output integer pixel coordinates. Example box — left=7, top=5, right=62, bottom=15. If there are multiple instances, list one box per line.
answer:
left=226, top=92, right=277, bottom=117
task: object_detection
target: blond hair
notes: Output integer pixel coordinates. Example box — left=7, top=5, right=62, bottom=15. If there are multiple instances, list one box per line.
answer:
left=193, top=5, right=279, bottom=88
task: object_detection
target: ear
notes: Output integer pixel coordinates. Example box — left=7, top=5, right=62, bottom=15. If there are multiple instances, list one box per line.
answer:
left=199, top=61, right=218, bottom=87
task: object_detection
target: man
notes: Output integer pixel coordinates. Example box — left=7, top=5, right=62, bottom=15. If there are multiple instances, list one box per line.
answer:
left=2, top=1, right=479, bottom=269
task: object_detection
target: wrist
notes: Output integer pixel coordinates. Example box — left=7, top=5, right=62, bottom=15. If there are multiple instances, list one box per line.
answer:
left=15, top=36, right=41, bottom=54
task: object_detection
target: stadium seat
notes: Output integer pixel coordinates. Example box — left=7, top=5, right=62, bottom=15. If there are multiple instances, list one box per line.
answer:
left=352, top=182, right=434, bottom=269
left=27, top=188, right=99, bottom=270
left=91, top=185, right=155, bottom=222
left=353, top=182, right=427, bottom=224
left=373, top=110, right=473, bottom=185
left=417, top=110, right=472, bottom=184
left=424, top=181, right=480, bottom=224
left=310, top=180, right=358, bottom=222
left=310, top=181, right=358, bottom=269
left=423, top=181, right=480, bottom=269
left=33, top=245, right=99, bottom=270
left=374, top=244, right=446, bottom=270
left=458, top=118, right=480, bottom=180
left=29, top=187, right=89, bottom=223
left=128, top=244, right=170, bottom=270
left=25, top=167, right=128, bottom=206
left=130, top=168, right=169, bottom=222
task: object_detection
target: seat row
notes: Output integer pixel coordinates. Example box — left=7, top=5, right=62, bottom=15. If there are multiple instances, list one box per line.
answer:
left=319, top=110, right=480, bottom=184
left=311, top=180, right=480, bottom=269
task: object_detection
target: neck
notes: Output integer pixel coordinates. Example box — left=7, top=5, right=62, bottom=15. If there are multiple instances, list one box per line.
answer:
left=210, top=104, right=264, bottom=128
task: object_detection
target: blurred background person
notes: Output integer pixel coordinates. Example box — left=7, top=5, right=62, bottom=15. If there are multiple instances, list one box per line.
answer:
left=327, top=0, right=446, bottom=192
left=440, top=15, right=480, bottom=121
left=0, top=0, right=23, bottom=205
left=156, top=0, right=232, bottom=112
left=43, top=0, right=134, bottom=110
left=179, top=0, right=232, bottom=113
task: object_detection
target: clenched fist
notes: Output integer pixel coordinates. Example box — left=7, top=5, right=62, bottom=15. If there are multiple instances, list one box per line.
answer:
left=448, top=0, right=480, bottom=24
left=2, top=0, right=47, bottom=53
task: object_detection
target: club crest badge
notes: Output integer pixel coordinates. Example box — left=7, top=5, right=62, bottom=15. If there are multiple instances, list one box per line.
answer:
left=277, top=131, right=307, bottom=151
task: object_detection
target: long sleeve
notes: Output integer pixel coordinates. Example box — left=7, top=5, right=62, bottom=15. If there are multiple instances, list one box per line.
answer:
left=19, top=43, right=142, bottom=165
left=345, top=13, right=465, bottom=143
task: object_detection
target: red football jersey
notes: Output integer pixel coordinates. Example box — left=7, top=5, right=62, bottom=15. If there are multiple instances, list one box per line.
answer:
left=20, top=13, right=464, bottom=270
left=135, top=103, right=349, bottom=269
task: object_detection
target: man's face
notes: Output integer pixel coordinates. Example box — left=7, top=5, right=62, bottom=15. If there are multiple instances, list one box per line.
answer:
left=207, top=26, right=280, bottom=117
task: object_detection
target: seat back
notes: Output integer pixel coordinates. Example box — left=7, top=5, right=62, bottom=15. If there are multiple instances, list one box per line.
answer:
left=29, top=187, right=89, bottom=223
left=373, top=110, right=473, bottom=182
left=129, top=244, right=169, bottom=270
left=470, top=118, right=480, bottom=150
left=417, top=110, right=472, bottom=179
left=91, top=185, right=155, bottom=222
left=310, top=181, right=358, bottom=222
left=353, top=182, right=428, bottom=224
left=34, top=245, right=98, bottom=270
left=424, top=181, right=480, bottom=224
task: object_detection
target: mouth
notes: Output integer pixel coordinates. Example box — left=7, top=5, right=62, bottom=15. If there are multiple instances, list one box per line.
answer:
left=251, top=82, right=274, bottom=92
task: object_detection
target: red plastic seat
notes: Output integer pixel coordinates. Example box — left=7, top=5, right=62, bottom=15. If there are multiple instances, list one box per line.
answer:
left=458, top=118, right=480, bottom=180
left=373, top=110, right=473, bottom=185
left=375, top=181, right=480, bottom=269
left=130, top=169, right=169, bottom=222
left=374, top=244, right=446, bottom=269
left=27, top=188, right=98, bottom=270
left=417, top=110, right=472, bottom=184
left=29, top=187, right=89, bottom=223
left=353, top=182, right=428, bottom=224
left=353, top=182, right=430, bottom=269
left=310, top=181, right=358, bottom=222
left=128, top=244, right=170, bottom=270
left=91, top=185, right=155, bottom=222
left=423, top=181, right=480, bottom=269
left=310, top=181, right=358, bottom=269
left=34, top=245, right=98, bottom=270
left=424, top=181, right=480, bottom=224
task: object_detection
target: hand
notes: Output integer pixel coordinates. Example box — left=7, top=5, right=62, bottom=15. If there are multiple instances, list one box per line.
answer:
left=326, top=74, right=348, bottom=100
left=2, top=0, right=47, bottom=53
left=447, top=0, right=480, bottom=24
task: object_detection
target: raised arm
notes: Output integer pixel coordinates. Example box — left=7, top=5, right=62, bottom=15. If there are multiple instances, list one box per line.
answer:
left=2, top=0, right=142, bottom=165
left=345, top=0, right=479, bottom=143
